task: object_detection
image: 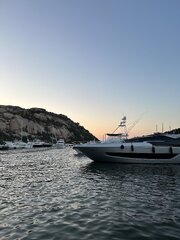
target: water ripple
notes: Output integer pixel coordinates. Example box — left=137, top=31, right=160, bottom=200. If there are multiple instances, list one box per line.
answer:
left=1, top=148, right=180, bottom=239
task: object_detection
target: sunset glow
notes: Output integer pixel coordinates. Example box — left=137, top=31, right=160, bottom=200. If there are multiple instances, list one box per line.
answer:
left=1, top=0, right=180, bottom=140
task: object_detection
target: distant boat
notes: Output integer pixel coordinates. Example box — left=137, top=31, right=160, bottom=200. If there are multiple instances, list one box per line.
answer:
left=56, top=139, right=65, bottom=149
left=0, top=144, right=9, bottom=150
left=74, top=117, right=180, bottom=164
left=32, top=140, right=52, bottom=148
left=2, top=140, right=52, bottom=150
left=5, top=141, right=27, bottom=149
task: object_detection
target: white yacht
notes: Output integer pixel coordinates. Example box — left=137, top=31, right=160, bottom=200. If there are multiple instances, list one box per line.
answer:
left=74, top=117, right=180, bottom=164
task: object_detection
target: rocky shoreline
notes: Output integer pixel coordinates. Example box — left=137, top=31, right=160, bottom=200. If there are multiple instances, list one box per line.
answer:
left=0, top=105, right=97, bottom=143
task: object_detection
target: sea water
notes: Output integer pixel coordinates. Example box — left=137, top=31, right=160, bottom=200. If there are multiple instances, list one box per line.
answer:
left=0, top=147, right=180, bottom=240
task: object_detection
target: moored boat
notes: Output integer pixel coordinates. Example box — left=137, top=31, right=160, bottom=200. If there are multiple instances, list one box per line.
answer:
left=32, top=141, right=52, bottom=148
left=73, top=117, right=180, bottom=164
left=74, top=141, right=180, bottom=163
left=56, top=139, right=65, bottom=149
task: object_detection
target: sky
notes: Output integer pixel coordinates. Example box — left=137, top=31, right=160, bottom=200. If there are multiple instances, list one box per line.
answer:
left=0, top=0, right=180, bottom=140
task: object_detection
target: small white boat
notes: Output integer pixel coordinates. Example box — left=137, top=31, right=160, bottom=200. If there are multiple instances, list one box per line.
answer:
left=74, top=117, right=180, bottom=164
left=5, top=141, right=27, bottom=149
left=3, top=140, right=52, bottom=150
left=56, top=139, right=65, bottom=149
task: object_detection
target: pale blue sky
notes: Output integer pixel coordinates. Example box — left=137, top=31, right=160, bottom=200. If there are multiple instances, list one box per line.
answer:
left=0, top=0, right=180, bottom=139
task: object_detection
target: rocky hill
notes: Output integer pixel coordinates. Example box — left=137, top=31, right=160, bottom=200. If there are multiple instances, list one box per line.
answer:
left=0, top=105, right=97, bottom=143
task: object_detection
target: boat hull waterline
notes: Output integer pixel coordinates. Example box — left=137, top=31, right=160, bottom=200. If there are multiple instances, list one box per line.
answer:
left=74, top=142, right=180, bottom=164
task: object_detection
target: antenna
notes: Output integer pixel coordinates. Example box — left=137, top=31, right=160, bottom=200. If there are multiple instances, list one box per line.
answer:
left=111, top=116, right=128, bottom=138
left=156, top=124, right=158, bottom=133
left=127, top=113, right=145, bottom=134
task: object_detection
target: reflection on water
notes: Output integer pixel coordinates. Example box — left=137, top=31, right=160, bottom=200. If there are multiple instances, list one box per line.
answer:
left=0, top=148, right=180, bottom=240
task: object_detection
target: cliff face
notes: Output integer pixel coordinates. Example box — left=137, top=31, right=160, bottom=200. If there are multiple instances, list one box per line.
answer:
left=0, top=105, right=97, bottom=143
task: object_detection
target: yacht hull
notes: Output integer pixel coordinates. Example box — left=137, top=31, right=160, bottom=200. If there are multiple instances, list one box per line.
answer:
left=74, top=142, right=180, bottom=164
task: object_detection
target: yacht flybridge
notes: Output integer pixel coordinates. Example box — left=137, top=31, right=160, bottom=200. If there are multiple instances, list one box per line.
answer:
left=105, top=116, right=128, bottom=143
left=73, top=117, right=180, bottom=164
